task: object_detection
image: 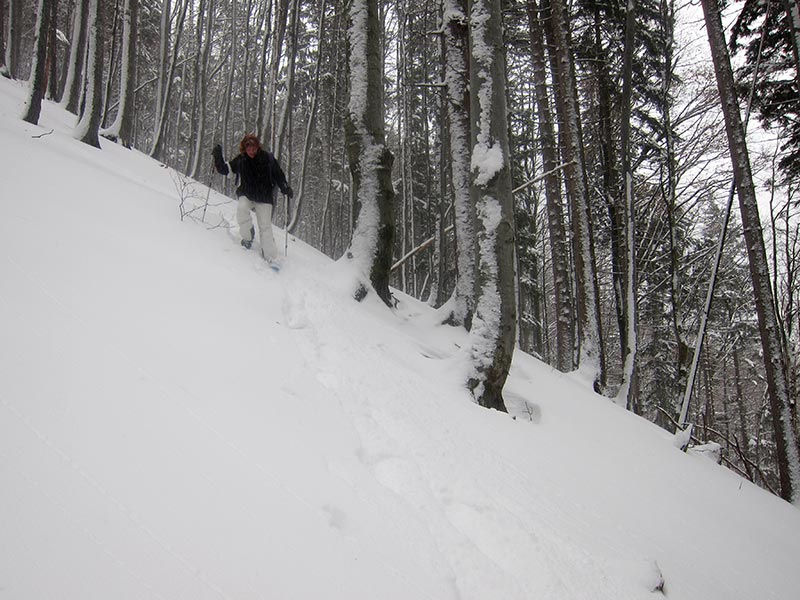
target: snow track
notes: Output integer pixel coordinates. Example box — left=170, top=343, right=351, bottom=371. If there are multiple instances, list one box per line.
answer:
left=277, top=268, right=654, bottom=600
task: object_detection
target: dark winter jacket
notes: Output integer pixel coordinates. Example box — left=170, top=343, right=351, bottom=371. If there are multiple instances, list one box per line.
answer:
left=214, top=149, right=290, bottom=205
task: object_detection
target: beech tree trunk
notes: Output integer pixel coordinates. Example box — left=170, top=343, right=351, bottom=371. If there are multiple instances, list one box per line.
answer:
left=442, top=0, right=475, bottom=328
left=526, top=0, right=573, bottom=371
left=75, top=0, right=103, bottom=148
left=465, top=0, right=516, bottom=412
left=547, top=0, right=607, bottom=392
left=21, top=0, right=54, bottom=125
left=102, top=0, right=138, bottom=147
left=344, top=0, right=395, bottom=306
left=62, top=0, right=88, bottom=114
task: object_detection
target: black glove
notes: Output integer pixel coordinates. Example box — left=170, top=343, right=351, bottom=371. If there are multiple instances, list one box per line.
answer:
left=212, top=144, right=228, bottom=175
left=285, top=186, right=294, bottom=199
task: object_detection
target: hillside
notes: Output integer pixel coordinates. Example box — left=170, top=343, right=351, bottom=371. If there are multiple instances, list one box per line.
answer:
left=1, top=76, right=799, bottom=600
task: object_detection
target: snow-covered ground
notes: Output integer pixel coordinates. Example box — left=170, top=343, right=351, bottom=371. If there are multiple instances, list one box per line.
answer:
left=2, top=77, right=799, bottom=600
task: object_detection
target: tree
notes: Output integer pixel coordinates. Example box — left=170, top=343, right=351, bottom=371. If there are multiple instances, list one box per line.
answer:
left=546, top=0, right=606, bottom=391
left=701, top=0, right=800, bottom=503
left=616, top=0, right=638, bottom=408
left=3, top=0, right=22, bottom=79
left=344, top=0, right=395, bottom=306
left=441, top=0, right=475, bottom=327
left=74, top=0, right=103, bottom=148
left=187, top=0, right=214, bottom=178
left=731, top=0, right=800, bottom=180
left=0, top=0, right=7, bottom=77
left=62, top=0, right=89, bottom=115
left=102, top=0, right=138, bottom=147
left=525, top=0, right=573, bottom=371
left=21, top=0, right=54, bottom=125
left=465, top=0, right=516, bottom=411
left=150, top=0, right=189, bottom=160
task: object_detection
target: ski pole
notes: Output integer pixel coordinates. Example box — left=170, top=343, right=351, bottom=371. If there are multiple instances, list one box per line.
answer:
left=202, top=162, right=214, bottom=223
left=284, top=195, right=289, bottom=257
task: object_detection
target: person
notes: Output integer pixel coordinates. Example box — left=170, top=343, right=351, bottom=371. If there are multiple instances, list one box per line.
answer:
left=212, top=134, right=293, bottom=265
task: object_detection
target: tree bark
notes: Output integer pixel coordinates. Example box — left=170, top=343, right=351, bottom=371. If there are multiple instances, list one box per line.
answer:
left=701, top=0, right=800, bottom=503
left=150, top=0, right=189, bottom=161
left=4, top=0, right=22, bottom=78
left=547, top=0, right=607, bottom=391
left=441, top=0, right=475, bottom=328
left=616, top=0, right=639, bottom=409
left=288, top=0, right=329, bottom=232
left=21, top=0, right=54, bottom=125
left=465, top=0, right=516, bottom=412
left=75, top=0, right=103, bottom=148
left=526, top=0, right=573, bottom=371
left=62, top=0, right=89, bottom=114
left=102, top=0, right=138, bottom=147
left=344, top=0, right=395, bottom=307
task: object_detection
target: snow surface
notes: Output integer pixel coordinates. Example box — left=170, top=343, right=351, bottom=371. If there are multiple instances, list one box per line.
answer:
left=2, top=76, right=800, bottom=599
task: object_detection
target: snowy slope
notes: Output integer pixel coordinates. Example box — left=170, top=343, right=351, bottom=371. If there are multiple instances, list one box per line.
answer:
left=1, top=77, right=799, bottom=600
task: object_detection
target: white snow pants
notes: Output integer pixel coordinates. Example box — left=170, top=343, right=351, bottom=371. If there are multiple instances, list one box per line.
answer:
left=237, top=196, right=278, bottom=262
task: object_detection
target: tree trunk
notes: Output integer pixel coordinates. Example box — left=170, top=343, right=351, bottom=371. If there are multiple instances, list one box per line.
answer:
left=0, top=0, right=6, bottom=76
left=75, top=0, right=103, bottom=148
left=188, top=0, right=214, bottom=178
left=465, top=0, right=516, bottom=412
left=21, top=0, right=54, bottom=125
left=101, top=0, right=122, bottom=127
left=441, top=0, right=475, bottom=327
left=344, top=0, right=395, bottom=306
left=275, top=0, right=301, bottom=158
left=62, top=0, right=89, bottom=114
left=221, top=0, right=237, bottom=150
left=526, top=0, right=573, bottom=371
left=616, top=0, right=638, bottom=409
left=46, top=0, right=59, bottom=99
left=701, top=0, right=800, bottom=503
left=288, top=0, right=329, bottom=232
left=547, top=0, right=606, bottom=391
left=781, top=0, right=800, bottom=89
left=102, top=0, right=138, bottom=147
left=4, top=0, right=22, bottom=78
left=150, top=0, right=189, bottom=161
left=262, top=0, right=290, bottom=146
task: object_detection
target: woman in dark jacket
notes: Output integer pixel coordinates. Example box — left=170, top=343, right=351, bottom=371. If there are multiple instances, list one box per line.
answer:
left=212, top=134, right=293, bottom=265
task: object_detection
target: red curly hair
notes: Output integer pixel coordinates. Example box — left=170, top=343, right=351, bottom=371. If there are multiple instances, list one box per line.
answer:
left=239, top=134, right=261, bottom=155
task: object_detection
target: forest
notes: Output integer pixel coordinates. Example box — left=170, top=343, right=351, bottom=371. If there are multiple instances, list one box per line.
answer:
left=3, top=0, right=800, bottom=504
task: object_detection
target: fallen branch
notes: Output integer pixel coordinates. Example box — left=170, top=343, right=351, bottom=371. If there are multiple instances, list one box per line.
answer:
left=32, top=129, right=54, bottom=139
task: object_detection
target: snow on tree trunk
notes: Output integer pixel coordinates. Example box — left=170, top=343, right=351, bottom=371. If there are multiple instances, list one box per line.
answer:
left=547, top=0, right=606, bottom=392
left=21, top=0, right=53, bottom=125
left=188, top=0, right=214, bottom=179
left=287, top=0, right=328, bottom=233
left=4, top=0, right=22, bottom=79
left=61, top=0, right=88, bottom=115
left=101, top=0, right=137, bottom=147
left=525, top=0, right=573, bottom=372
left=0, top=0, right=5, bottom=77
left=441, top=0, right=475, bottom=328
left=616, top=0, right=639, bottom=410
left=74, top=0, right=103, bottom=148
left=344, top=0, right=395, bottom=307
left=701, top=0, right=800, bottom=504
left=150, top=0, right=189, bottom=161
left=465, top=0, right=516, bottom=412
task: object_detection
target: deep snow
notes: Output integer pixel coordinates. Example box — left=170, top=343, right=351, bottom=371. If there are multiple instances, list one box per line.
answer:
left=2, top=77, right=799, bottom=600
